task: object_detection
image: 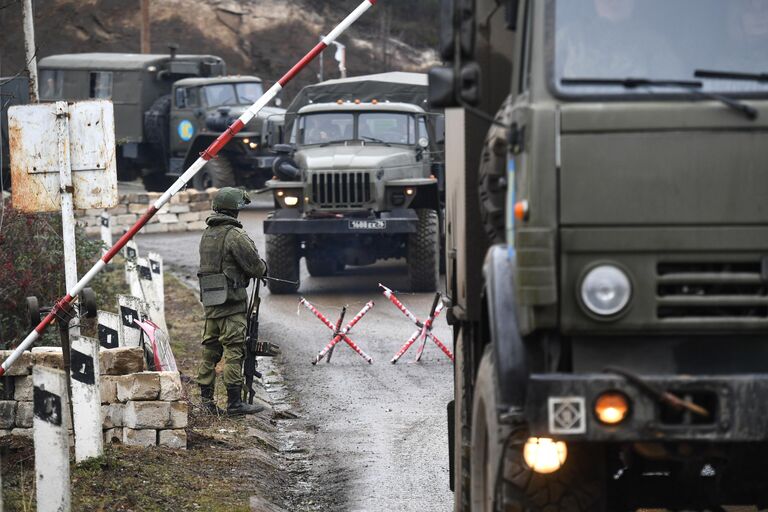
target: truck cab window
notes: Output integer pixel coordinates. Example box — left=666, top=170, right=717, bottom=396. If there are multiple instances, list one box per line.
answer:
left=300, top=113, right=354, bottom=145
left=89, top=71, right=113, bottom=99
left=39, top=70, right=63, bottom=100
left=359, top=113, right=415, bottom=145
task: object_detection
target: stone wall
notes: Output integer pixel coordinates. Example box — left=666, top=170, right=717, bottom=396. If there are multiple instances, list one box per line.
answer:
left=0, top=347, right=188, bottom=449
left=75, top=188, right=219, bottom=237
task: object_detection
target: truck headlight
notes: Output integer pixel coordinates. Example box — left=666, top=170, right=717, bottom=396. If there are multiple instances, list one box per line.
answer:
left=284, top=195, right=299, bottom=206
left=580, top=265, right=631, bottom=316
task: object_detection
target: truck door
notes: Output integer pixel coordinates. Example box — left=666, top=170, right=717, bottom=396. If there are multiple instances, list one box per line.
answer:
left=170, top=86, right=201, bottom=173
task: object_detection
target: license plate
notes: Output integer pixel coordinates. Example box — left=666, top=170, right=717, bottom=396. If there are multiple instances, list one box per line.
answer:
left=348, top=220, right=386, bottom=230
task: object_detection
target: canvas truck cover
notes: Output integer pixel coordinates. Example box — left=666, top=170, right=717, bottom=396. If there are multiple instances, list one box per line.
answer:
left=285, top=72, right=431, bottom=127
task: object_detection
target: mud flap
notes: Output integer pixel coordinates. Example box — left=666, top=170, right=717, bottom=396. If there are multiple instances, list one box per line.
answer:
left=447, top=399, right=455, bottom=491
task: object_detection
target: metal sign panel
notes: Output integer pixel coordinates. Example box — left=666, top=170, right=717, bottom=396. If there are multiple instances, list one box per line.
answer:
left=8, top=100, right=118, bottom=212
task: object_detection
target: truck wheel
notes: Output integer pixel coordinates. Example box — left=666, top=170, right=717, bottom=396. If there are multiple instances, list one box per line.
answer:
left=454, top=325, right=474, bottom=511
left=193, top=154, right=236, bottom=190
left=478, top=96, right=512, bottom=245
left=471, top=350, right=605, bottom=512
left=306, top=255, right=338, bottom=277
left=265, top=234, right=300, bottom=294
left=407, top=209, right=439, bottom=292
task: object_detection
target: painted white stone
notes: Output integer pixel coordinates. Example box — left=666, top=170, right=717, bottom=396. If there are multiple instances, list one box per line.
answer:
left=70, top=336, right=104, bottom=463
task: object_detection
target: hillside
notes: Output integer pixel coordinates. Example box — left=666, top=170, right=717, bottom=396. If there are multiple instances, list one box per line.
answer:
left=0, top=0, right=440, bottom=100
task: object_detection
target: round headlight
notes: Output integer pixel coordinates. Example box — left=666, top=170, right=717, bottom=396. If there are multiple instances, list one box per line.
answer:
left=580, top=265, right=631, bottom=316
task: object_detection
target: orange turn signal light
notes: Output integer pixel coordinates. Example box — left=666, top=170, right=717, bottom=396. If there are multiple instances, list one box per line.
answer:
left=594, top=392, right=630, bottom=425
left=514, top=200, right=529, bottom=221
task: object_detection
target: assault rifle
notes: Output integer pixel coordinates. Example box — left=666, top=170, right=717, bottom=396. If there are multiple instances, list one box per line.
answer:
left=243, top=277, right=282, bottom=404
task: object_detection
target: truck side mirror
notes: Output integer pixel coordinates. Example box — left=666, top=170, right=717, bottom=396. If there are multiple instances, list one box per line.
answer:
left=428, top=63, right=482, bottom=109
left=506, top=0, right=520, bottom=31
left=439, top=0, right=476, bottom=61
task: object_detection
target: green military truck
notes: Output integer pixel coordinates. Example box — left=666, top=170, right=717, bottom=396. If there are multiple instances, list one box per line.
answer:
left=38, top=52, right=284, bottom=191
left=263, top=73, right=444, bottom=294
left=1, top=76, right=29, bottom=190
left=431, top=0, right=768, bottom=510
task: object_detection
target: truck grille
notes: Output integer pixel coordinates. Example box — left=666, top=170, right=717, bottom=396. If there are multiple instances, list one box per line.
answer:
left=656, top=261, right=768, bottom=320
left=311, top=171, right=372, bottom=209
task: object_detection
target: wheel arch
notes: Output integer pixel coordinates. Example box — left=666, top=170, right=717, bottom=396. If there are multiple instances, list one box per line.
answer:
left=481, top=244, right=528, bottom=415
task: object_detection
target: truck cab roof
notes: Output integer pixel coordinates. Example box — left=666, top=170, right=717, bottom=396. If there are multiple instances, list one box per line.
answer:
left=38, top=53, right=224, bottom=71
left=297, top=102, right=427, bottom=115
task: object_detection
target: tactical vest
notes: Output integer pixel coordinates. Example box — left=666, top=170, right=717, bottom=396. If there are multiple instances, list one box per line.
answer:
left=198, top=225, right=245, bottom=306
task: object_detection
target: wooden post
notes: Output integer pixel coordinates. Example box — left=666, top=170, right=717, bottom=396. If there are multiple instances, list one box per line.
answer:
left=140, top=0, right=151, bottom=53
left=33, top=366, right=71, bottom=512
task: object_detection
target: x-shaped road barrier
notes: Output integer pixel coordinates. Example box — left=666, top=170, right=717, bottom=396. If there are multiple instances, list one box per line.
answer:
left=379, top=284, right=455, bottom=364
left=300, top=298, right=374, bottom=365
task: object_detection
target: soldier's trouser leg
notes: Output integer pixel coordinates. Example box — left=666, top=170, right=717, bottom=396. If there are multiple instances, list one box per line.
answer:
left=219, top=313, right=247, bottom=388
left=196, top=318, right=224, bottom=387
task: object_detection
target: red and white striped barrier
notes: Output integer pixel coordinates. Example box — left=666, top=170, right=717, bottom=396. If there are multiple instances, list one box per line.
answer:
left=300, top=298, right=374, bottom=365
left=0, top=0, right=377, bottom=376
left=380, top=284, right=454, bottom=364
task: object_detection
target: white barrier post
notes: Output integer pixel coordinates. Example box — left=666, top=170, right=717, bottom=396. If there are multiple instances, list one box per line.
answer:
left=137, top=257, right=167, bottom=332
left=124, top=240, right=139, bottom=285
left=33, top=366, right=71, bottom=512
left=97, top=310, right=122, bottom=349
left=117, top=295, right=149, bottom=348
left=148, top=252, right=164, bottom=315
left=100, top=212, right=112, bottom=258
left=70, top=336, right=103, bottom=462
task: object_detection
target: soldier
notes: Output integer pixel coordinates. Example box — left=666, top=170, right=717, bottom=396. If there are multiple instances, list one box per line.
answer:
left=197, top=187, right=266, bottom=415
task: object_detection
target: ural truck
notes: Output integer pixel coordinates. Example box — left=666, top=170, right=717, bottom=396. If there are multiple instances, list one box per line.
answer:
left=38, top=52, right=284, bottom=191
left=263, top=73, right=444, bottom=293
left=431, top=0, right=768, bottom=510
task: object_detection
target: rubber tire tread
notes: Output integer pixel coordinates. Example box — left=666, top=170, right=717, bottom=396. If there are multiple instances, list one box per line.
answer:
left=478, top=96, right=512, bottom=245
left=306, top=256, right=337, bottom=277
left=265, top=234, right=300, bottom=294
left=407, top=208, right=440, bottom=292
left=194, top=154, right=236, bottom=190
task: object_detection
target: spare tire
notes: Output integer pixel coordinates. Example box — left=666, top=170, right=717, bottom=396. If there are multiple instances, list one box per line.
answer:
left=478, top=95, right=513, bottom=245
left=144, top=95, right=171, bottom=148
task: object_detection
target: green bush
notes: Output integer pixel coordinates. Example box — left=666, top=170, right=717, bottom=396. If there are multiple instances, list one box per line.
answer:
left=0, top=201, right=102, bottom=347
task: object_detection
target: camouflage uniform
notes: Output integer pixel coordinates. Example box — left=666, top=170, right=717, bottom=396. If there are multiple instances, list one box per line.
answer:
left=196, top=188, right=266, bottom=415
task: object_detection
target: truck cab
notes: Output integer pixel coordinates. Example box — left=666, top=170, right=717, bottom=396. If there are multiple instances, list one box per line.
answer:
left=434, top=0, right=768, bottom=509
left=263, top=100, right=442, bottom=293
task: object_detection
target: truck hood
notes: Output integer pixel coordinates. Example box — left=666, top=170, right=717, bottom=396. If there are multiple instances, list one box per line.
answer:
left=559, top=101, right=768, bottom=226
left=207, top=105, right=285, bottom=133
left=296, top=144, right=417, bottom=171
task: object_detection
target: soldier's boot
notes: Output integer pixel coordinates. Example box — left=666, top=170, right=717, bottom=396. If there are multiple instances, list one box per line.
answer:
left=226, top=386, right=264, bottom=416
left=199, top=385, right=225, bottom=415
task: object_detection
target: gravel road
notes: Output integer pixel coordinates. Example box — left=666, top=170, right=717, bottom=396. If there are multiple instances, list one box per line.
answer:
left=137, top=198, right=454, bottom=512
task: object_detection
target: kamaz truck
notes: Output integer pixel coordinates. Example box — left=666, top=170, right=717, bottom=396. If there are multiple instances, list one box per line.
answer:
left=263, top=73, right=444, bottom=294
left=431, top=0, right=768, bottom=510
left=37, top=52, right=284, bottom=191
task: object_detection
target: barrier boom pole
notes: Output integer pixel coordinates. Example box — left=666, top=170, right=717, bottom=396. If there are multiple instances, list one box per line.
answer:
left=0, top=0, right=378, bottom=376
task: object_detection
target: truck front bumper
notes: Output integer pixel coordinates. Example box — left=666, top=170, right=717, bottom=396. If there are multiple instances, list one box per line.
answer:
left=526, top=373, right=768, bottom=442
left=263, top=208, right=419, bottom=235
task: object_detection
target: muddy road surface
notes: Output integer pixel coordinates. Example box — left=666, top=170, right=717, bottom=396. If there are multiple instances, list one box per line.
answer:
left=137, top=198, right=453, bottom=512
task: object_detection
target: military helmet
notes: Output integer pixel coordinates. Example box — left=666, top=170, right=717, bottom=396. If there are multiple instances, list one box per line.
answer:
left=212, top=187, right=251, bottom=211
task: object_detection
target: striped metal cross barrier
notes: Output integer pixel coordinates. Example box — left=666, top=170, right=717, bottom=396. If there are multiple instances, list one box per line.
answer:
left=0, top=0, right=377, bottom=376
left=379, top=284, right=454, bottom=364
left=300, top=298, right=374, bottom=365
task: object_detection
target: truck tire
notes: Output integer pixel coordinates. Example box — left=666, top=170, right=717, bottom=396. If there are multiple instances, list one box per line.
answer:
left=471, top=350, right=605, bottom=512
left=306, top=255, right=338, bottom=277
left=478, top=96, right=513, bottom=245
left=454, top=325, right=474, bottom=511
left=407, top=209, right=440, bottom=292
left=193, top=154, right=236, bottom=190
left=266, top=234, right=300, bottom=294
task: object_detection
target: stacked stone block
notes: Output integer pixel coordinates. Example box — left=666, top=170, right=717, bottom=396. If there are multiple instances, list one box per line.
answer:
left=75, top=188, right=218, bottom=236
left=0, top=347, right=188, bottom=449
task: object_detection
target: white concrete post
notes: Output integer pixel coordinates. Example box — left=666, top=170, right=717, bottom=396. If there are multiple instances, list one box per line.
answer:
left=137, top=257, right=166, bottom=332
left=148, top=251, right=164, bottom=313
left=97, top=310, right=122, bottom=349
left=124, top=240, right=138, bottom=284
left=33, top=366, right=71, bottom=512
left=70, top=336, right=103, bottom=462
left=100, top=212, right=112, bottom=257
left=117, top=295, right=148, bottom=348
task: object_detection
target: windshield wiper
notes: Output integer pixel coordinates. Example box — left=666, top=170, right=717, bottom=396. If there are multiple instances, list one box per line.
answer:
left=695, top=69, right=768, bottom=83
left=360, top=135, right=392, bottom=147
left=561, top=77, right=758, bottom=121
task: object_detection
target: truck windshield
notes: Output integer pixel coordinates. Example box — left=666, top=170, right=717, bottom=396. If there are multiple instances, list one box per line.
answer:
left=552, top=0, right=768, bottom=96
left=203, top=82, right=263, bottom=107
left=299, top=111, right=417, bottom=146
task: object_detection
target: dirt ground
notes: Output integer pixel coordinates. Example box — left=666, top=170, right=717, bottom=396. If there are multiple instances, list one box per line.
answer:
left=0, top=266, right=305, bottom=511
